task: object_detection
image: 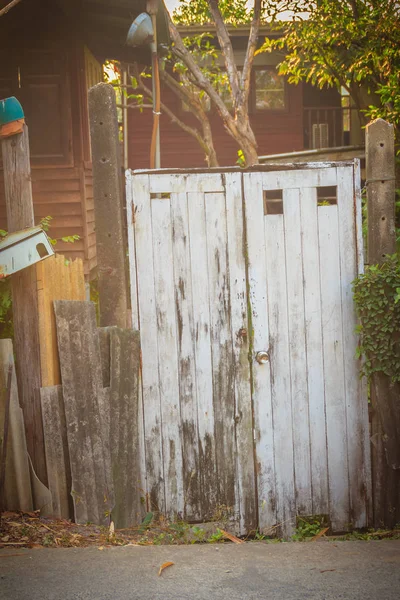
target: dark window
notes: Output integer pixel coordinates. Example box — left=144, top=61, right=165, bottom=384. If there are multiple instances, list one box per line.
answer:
left=254, top=69, right=285, bottom=111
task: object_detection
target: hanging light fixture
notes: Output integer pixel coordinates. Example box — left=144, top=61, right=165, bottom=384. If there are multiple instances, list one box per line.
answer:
left=126, top=8, right=161, bottom=169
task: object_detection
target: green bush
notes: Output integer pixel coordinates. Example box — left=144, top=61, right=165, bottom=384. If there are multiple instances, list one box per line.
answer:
left=353, top=254, right=400, bottom=383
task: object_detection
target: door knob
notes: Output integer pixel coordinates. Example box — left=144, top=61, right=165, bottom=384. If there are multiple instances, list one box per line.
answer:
left=255, top=351, right=269, bottom=364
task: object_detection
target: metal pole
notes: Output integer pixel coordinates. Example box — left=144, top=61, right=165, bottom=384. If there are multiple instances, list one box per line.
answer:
left=151, top=13, right=161, bottom=169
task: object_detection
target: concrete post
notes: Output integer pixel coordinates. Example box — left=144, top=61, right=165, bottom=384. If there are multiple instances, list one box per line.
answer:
left=88, top=83, right=128, bottom=329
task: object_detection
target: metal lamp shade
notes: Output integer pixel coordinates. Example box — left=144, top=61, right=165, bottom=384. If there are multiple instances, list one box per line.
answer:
left=126, top=12, right=154, bottom=48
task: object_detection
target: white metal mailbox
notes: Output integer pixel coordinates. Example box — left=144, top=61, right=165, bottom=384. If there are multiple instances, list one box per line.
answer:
left=0, top=226, right=54, bottom=277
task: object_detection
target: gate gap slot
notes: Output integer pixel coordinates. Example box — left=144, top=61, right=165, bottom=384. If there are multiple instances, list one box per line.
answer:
left=150, top=192, right=170, bottom=200
left=317, top=186, right=337, bottom=206
left=264, top=189, right=283, bottom=215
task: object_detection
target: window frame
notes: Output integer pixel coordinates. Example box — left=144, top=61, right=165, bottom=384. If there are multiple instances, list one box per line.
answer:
left=251, top=66, right=288, bottom=114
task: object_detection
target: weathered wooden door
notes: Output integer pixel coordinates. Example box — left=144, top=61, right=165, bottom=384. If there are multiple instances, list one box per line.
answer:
left=127, top=163, right=371, bottom=536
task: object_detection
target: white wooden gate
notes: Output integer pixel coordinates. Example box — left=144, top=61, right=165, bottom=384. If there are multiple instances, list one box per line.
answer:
left=127, top=162, right=371, bottom=536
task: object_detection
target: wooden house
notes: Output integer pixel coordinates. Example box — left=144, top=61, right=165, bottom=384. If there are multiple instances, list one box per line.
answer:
left=0, top=0, right=167, bottom=276
left=127, top=24, right=364, bottom=170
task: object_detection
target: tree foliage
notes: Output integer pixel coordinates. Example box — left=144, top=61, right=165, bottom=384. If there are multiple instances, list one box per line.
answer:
left=260, top=0, right=400, bottom=132
left=173, top=0, right=252, bottom=26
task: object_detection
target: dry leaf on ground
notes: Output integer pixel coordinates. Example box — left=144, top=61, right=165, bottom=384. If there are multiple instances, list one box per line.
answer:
left=158, top=561, right=174, bottom=576
left=220, top=530, right=244, bottom=544
left=311, top=527, right=329, bottom=542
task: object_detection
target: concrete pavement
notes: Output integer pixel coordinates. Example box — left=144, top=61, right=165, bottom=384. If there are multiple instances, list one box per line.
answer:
left=1, top=540, right=399, bottom=600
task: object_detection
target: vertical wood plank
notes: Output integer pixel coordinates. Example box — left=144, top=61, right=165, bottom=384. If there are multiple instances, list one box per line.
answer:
left=109, top=328, right=142, bottom=528
left=283, top=188, right=312, bottom=516
left=337, top=165, right=370, bottom=528
left=170, top=188, right=201, bottom=521
left=300, top=187, right=329, bottom=516
left=126, top=170, right=140, bottom=330
left=187, top=186, right=217, bottom=520
left=151, top=196, right=184, bottom=519
left=354, top=160, right=373, bottom=526
left=265, top=212, right=296, bottom=538
left=204, top=189, right=236, bottom=519
left=126, top=170, right=147, bottom=512
left=318, top=204, right=350, bottom=531
left=225, top=172, right=256, bottom=534
left=243, top=172, right=276, bottom=534
left=37, top=254, right=85, bottom=388
left=133, top=174, right=165, bottom=514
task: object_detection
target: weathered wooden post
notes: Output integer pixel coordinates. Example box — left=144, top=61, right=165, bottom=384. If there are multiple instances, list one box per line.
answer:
left=366, top=118, right=399, bottom=527
left=1, top=121, right=47, bottom=486
left=88, top=83, right=128, bottom=329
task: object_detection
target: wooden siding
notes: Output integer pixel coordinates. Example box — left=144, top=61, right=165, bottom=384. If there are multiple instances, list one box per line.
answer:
left=84, top=164, right=97, bottom=273
left=0, top=167, right=86, bottom=260
left=128, top=79, right=304, bottom=169
left=0, top=2, right=98, bottom=275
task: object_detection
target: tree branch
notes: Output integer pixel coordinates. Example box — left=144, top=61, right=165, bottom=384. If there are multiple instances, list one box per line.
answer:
left=0, top=0, right=23, bottom=18
left=166, top=9, right=236, bottom=126
left=160, top=69, right=206, bottom=116
left=208, top=0, right=240, bottom=102
left=117, top=104, right=154, bottom=109
left=131, top=64, right=219, bottom=166
left=348, top=0, right=359, bottom=20
left=241, top=0, right=262, bottom=110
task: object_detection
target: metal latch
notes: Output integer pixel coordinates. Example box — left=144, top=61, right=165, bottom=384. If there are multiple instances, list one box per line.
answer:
left=255, top=351, right=269, bottom=364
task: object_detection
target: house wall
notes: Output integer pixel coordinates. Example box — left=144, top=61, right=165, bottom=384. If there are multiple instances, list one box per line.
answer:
left=128, top=48, right=304, bottom=169
left=0, top=0, right=100, bottom=275
left=128, top=80, right=304, bottom=169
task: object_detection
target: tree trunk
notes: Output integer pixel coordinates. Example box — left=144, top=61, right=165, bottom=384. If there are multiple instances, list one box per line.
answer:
left=235, top=116, right=259, bottom=166
left=200, top=119, right=219, bottom=167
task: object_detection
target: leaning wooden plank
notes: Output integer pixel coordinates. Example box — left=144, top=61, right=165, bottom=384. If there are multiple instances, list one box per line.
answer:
left=133, top=174, right=165, bottom=514
left=300, top=187, right=329, bottom=516
left=187, top=187, right=217, bottom=520
left=170, top=188, right=201, bottom=522
left=205, top=190, right=236, bottom=520
left=243, top=172, right=276, bottom=535
left=54, top=300, right=114, bottom=525
left=337, top=165, right=371, bottom=528
left=0, top=339, right=33, bottom=512
left=265, top=212, right=295, bottom=538
left=109, top=328, right=142, bottom=529
left=318, top=206, right=350, bottom=532
left=283, top=188, right=312, bottom=516
left=28, top=455, right=53, bottom=515
left=151, top=197, right=184, bottom=519
left=225, top=172, right=257, bottom=535
left=40, top=385, right=72, bottom=519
